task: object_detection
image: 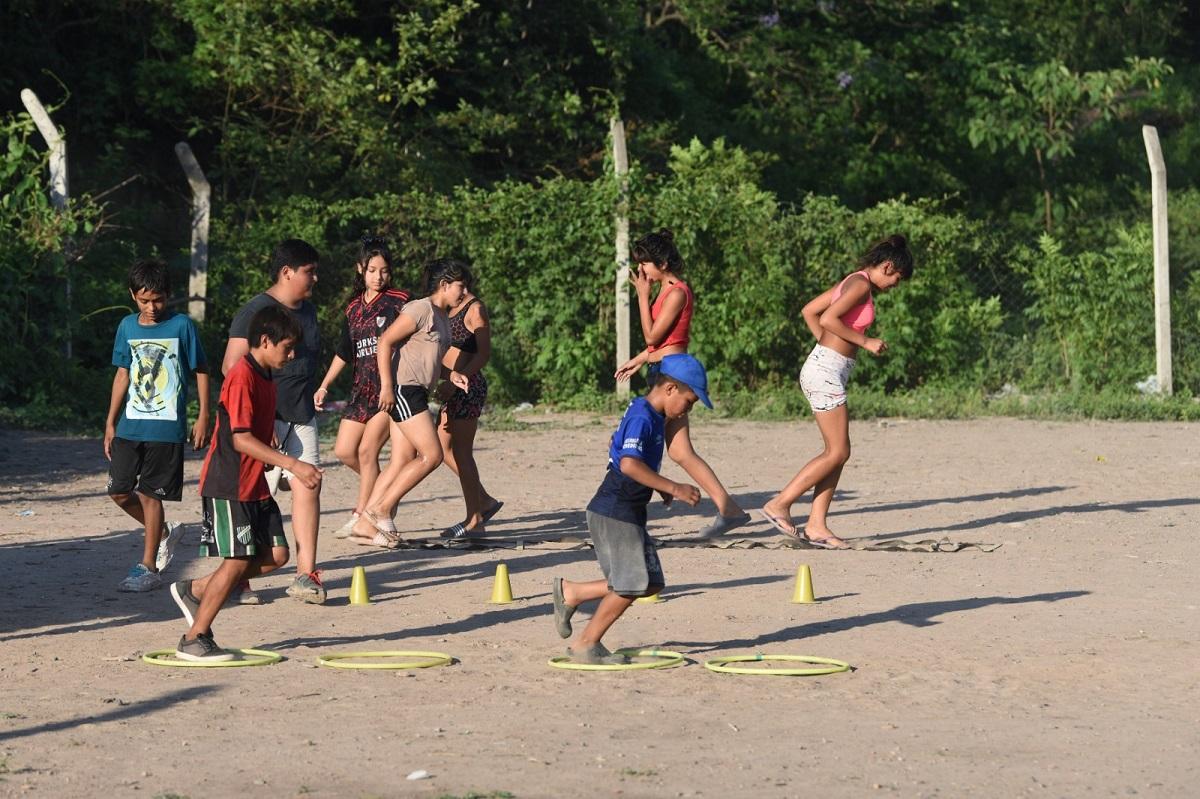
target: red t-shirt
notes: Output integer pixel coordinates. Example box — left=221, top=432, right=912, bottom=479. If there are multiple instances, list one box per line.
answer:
left=199, top=355, right=277, bottom=501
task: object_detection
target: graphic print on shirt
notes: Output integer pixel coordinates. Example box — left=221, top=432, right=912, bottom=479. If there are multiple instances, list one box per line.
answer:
left=126, top=338, right=181, bottom=421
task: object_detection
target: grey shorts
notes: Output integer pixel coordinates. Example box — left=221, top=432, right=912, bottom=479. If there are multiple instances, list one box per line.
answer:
left=266, top=417, right=319, bottom=494
left=586, top=511, right=664, bottom=597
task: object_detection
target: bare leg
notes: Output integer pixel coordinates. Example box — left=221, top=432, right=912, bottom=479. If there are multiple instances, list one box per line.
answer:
left=666, top=415, right=743, bottom=517
left=192, top=546, right=290, bottom=599
left=110, top=492, right=165, bottom=572
left=438, top=412, right=491, bottom=530
left=763, top=405, right=850, bottom=531
left=351, top=411, right=443, bottom=538
left=186, top=557, right=251, bottom=640
left=806, top=465, right=846, bottom=545
left=369, top=421, right=416, bottom=508
left=332, top=419, right=366, bottom=474
left=353, top=411, right=393, bottom=515
left=571, top=592, right=636, bottom=649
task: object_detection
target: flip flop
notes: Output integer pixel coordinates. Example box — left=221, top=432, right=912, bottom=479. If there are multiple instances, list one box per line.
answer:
left=480, top=500, right=505, bottom=523
left=801, top=529, right=851, bottom=550
left=697, top=511, right=753, bottom=539
left=757, top=506, right=799, bottom=539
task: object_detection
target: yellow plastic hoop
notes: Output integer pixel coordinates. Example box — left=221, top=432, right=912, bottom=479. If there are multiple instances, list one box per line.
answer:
left=142, top=648, right=283, bottom=668
left=547, top=648, right=685, bottom=671
left=704, top=654, right=850, bottom=676
left=317, top=650, right=453, bottom=670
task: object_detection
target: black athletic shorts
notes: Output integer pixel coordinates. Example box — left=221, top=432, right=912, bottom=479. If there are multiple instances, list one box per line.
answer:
left=107, top=437, right=184, bottom=502
left=388, top=384, right=430, bottom=423
left=199, top=496, right=288, bottom=558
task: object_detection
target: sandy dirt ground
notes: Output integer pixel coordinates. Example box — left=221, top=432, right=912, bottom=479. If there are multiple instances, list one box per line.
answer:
left=1, top=414, right=1198, bottom=799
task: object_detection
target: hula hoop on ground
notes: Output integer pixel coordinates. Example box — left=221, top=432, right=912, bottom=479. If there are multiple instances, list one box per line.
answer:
left=142, top=648, right=283, bottom=668
left=317, top=651, right=453, bottom=670
left=547, top=648, right=685, bottom=671
left=704, top=654, right=850, bottom=676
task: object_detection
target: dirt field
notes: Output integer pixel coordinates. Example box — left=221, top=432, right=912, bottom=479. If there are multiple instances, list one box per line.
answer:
left=1, top=415, right=1197, bottom=798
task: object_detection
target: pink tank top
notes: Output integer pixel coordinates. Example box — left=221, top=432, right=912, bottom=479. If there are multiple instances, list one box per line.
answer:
left=648, top=280, right=693, bottom=352
left=831, top=270, right=875, bottom=334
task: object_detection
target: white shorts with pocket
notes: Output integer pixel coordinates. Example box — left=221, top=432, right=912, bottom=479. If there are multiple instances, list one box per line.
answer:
left=799, top=345, right=855, bottom=413
left=266, top=417, right=319, bottom=494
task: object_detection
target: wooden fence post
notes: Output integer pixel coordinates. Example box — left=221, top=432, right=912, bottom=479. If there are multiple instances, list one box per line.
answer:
left=1142, top=125, right=1172, bottom=395
left=612, top=117, right=630, bottom=399
left=175, top=142, right=211, bottom=322
left=20, top=89, right=72, bottom=357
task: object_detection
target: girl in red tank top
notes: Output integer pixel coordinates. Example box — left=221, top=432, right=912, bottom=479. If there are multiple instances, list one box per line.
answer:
left=614, top=229, right=750, bottom=538
left=759, top=234, right=913, bottom=549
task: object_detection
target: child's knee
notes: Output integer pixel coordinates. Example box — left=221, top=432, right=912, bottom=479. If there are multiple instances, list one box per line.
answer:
left=334, top=442, right=358, bottom=468
left=109, top=492, right=132, bottom=506
left=420, top=448, right=444, bottom=471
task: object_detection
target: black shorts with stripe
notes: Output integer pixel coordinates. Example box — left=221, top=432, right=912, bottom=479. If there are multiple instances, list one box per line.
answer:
left=199, top=496, right=288, bottom=558
left=388, top=384, right=430, bottom=423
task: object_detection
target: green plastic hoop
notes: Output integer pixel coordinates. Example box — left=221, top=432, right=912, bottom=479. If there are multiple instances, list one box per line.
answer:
left=317, top=650, right=454, bottom=670
left=547, top=648, right=685, bottom=671
left=142, top=648, right=284, bottom=668
left=704, top=653, right=851, bottom=676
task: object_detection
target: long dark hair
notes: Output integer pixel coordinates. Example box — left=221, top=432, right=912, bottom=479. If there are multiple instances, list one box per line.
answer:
left=858, top=234, right=914, bottom=278
left=351, top=235, right=394, bottom=297
left=420, top=257, right=473, bottom=297
left=631, top=228, right=684, bottom=274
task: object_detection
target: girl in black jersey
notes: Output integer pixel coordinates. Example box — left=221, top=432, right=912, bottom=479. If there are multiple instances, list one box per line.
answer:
left=314, top=237, right=411, bottom=537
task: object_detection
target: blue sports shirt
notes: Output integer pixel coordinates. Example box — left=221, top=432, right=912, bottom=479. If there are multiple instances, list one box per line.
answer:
left=586, top=397, right=666, bottom=526
left=111, top=312, right=206, bottom=443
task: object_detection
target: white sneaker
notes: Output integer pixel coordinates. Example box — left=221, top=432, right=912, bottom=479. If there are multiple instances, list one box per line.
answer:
left=334, top=513, right=360, bottom=539
left=118, top=563, right=164, bottom=592
left=155, top=522, right=185, bottom=572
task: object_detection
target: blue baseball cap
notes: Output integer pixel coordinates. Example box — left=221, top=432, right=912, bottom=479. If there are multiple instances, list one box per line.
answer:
left=658, top=353, right=713, bottom=409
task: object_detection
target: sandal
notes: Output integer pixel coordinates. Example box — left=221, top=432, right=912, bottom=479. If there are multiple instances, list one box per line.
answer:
left=480, top=500, right=505, bottom=523
left=757, top=506, right=799, bottom=539
left=801, top=529, right=851, bottom=550
left=440, top=522, right=485, bottom=540
left=355, top=530, right=402, bottom=549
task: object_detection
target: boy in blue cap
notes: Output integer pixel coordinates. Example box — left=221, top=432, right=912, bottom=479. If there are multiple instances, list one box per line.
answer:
left=550, top=353, right=710, bottom=664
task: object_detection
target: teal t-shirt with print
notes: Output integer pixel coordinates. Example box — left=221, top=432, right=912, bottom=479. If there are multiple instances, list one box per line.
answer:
left=112, top=312, right=206, bottom=443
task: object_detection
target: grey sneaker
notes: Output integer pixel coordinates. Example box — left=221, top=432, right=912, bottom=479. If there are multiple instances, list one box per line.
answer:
left=551, top=577, right=576, bottom=639
left=155, top=521, right=186, bottom=572
left=566, top=643, right=629, bottom=666
left=286, top=571, right=326, bottom=604
left=170, top=580, right=200, bottom=627
left=119, top=563, right=163, bottom=592
left=232, top=580, right=262, bottom=605
left=175, top=632, right=235, bottom=662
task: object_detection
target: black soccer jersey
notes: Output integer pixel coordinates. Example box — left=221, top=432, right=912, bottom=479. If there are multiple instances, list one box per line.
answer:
left=336, top=288, right=410, bottom=406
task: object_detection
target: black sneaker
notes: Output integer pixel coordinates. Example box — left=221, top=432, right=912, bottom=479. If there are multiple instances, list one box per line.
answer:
left=175, top=632, right=235, bottom=662
left=170, top=580, right=200, bottom=627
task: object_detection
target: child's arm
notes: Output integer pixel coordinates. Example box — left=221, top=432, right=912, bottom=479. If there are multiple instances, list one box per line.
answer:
left=375, top=313, right=418, bottom=412
left=640, top=287, right=686, bottom=350
left=191, top=367, right=211, bottom=450
left=633, top=267, right=656, bottom=340
left=231, top=431, right=322, bottom=489
left=315, top=356, right=347, bottom=411
left=619, top=456, right=700, bottom=506
left=104, top=368, right=130, bottom=461
left=818, top=277, right=887, bottom=355
left=456, top=303, right=491, bottom=377
left=221, top=337, right=250, bottom=378
left=801, top=288, right=835, bottom=340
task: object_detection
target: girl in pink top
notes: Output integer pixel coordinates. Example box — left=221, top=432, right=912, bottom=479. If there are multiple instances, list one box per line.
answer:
left=760, top=234, right=913, bottom=548
left=615, top=229, right=750, bottom=538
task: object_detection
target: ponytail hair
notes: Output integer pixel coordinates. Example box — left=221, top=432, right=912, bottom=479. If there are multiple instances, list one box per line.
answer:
left=421, top=257, right=473, bottom=297
left=631, top=228, right=684, bottom=274
left=351, top=235, right=394, bottom=297
left=859, top=234, right=914, bottom=279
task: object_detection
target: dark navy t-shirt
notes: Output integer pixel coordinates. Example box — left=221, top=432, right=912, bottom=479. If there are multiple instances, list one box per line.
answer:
left=586, top=397, right=665, bottom=526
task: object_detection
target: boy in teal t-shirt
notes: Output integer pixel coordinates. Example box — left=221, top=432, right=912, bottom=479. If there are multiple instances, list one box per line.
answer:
left=104, top=259, right=210, bottom=592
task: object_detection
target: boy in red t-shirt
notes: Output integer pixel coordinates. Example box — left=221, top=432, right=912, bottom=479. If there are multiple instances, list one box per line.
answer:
left=168, top=306, right=323, bottom=661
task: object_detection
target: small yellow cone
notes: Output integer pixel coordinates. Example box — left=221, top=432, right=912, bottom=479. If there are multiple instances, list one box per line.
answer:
left=488, top=562, right=514, bottom=604
left=349, top=565, right=370, bottom=605
left=635, top=592, right=661, bottom=604
left=791, top=564, right=818, bottom=604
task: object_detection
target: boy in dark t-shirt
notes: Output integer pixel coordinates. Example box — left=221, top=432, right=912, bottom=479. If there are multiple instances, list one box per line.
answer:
left=549, top=354, right=711, bottom=665
left=169, top=306, right=323, bottom=661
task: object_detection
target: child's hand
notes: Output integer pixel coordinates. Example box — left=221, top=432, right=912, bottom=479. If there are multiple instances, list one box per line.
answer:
left=434, top=380, right=455, bottom=402
left=633, top=266, right=652, bottom=296
left=313, top=386, right=329, bottom=411
left=103, top=423, right=115, bottom=461
left=289, top=460, right=323, bottom=490
left=670, top=481, right=701, bottom=507
left=191, top=415, right=210, bottom=451
left=863, top=338, right=888, bottom=355
left=450, top=370, right=470, bottom=392
left=658, top=489, right=674, bottom=507
left=614, top=355, right=643, bottom=382
left=378, top=381, right=396, bottom=412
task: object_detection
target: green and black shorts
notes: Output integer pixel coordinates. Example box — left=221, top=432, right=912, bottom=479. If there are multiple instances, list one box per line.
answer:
left=199, top=496, right=288, bottom=558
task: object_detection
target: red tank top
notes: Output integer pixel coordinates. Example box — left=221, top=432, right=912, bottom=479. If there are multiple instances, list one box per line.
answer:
left=648, top=280, right=693, bottom=352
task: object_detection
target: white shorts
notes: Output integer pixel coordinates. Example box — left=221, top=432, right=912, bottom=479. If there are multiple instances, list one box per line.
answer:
left=266, top=417, right=319, bottom=494
left=799, top=345, right=855, bottom=413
